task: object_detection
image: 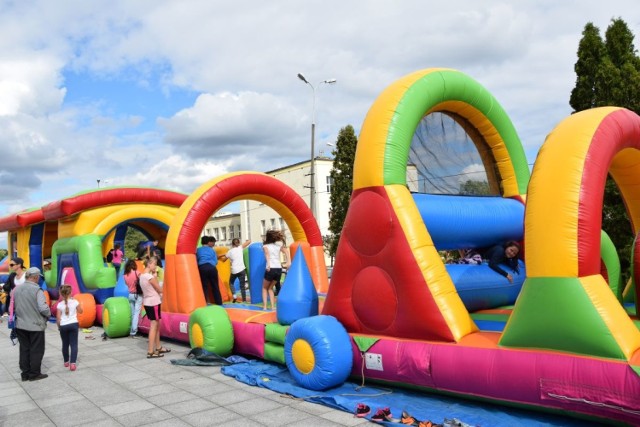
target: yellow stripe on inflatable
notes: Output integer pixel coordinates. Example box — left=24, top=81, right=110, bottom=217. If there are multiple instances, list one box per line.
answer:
left=526, top=108, right=616, bottom=276
left=385, top=185, right=477, bottom=340
left=580, top=274, right=640, bottom=359
left=57, top=205, right=176, bottom=237
left=354, top=69, right=449, bottom=190
left=16, top=228, right=31, bottom=265
left=429, top=101, right=521, bottom=198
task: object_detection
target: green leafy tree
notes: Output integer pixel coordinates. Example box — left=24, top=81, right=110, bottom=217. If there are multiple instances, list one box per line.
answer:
left=328, top=125, right=358, bottom=261
left=570, top=18, right=640, bottom=282
left=125, top=227, right=148, bottom=260
left=0, top=248, right=7, bottom=260
left=459, top=180, right=491, bottom=196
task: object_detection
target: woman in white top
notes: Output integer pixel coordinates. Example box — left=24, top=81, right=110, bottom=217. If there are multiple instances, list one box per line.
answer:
left=262, top=230, right=289, bottom=311
left=56, top=284, right=83, bottom=371
left=140, top=256, right=170, bottom=358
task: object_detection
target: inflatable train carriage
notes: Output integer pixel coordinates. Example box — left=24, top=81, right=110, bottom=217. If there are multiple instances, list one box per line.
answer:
left=1, top=69, right=640, bottom=424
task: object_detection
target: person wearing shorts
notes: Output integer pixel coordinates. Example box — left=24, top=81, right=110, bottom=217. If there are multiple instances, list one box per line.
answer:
left=140, top=256, right=170, bottom=358
left=262, top=230, right=289, bottom=310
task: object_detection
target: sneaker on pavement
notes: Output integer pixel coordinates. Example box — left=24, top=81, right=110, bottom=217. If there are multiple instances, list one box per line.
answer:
left=70, top=363, right=77, bottom=371
left=29, top=374, right=48, bottom=381
left=372, top=407, right=393, bottom=422
left=355, top=403, right=371, bottom=418
left=64, top=362, right=70, bottom=368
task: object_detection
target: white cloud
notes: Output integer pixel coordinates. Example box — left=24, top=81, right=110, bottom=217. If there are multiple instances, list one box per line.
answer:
left=0, top=0, right=638, bottom=237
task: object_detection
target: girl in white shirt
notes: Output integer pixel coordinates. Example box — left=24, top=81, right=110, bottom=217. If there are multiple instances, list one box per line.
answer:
left=262, top=230, right=289, bottom=310
left=56, top=285, right=83, bottom=371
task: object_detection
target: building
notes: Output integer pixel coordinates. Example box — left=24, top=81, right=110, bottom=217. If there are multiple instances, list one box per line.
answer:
left=202, top=211, right=242, bottom=247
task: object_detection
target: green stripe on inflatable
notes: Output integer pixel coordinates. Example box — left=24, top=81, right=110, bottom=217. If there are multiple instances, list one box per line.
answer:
left=264, top=342, right=285, bottom=365
left=470, top=313, right=510, bottom=322
left=265, top=322, right=289, bottom=345
left=500, top=277, right=625, bottom=359
left=49, top=234, right=116, bottom=289
left=600, top=230, right=622, bottom=302
left=383, top=69, right=529, bottom=194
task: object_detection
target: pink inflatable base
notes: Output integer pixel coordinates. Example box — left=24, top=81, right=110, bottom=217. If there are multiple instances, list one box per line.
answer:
left=350, top=335, right=640, bottom=424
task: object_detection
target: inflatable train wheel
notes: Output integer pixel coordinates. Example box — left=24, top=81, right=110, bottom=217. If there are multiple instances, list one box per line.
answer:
left=75, top=293, right=96, bottom=328
left=102, top=297, right=131, bottom=338
left=284, top=315, right=353, bottom=391
left=189, top=305, right=234, bottom=356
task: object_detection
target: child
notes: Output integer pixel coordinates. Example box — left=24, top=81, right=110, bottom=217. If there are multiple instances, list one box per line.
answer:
left=140, top=256, right=170, bottom=358
left=262, top=230, right=289, bottom=310
left=123, top=259, right=143, bottom=337
left=56, top=285, right=83, bottom=371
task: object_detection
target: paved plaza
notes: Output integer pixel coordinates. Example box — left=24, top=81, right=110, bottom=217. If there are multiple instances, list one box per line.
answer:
left=0, top=321, right=370, bottom=426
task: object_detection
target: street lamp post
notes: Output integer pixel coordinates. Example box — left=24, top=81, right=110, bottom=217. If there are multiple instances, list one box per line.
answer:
left=297, top=73, right=336, bottom=218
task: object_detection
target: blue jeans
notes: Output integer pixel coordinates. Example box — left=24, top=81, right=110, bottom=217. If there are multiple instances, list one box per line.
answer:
left=128, top=293, right=143, bottom=335
left=59, top=322, right=79, bottom=364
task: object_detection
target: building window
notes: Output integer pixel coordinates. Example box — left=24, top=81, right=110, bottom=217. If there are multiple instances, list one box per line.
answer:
left=237, top=225, right=241, bottom=240
left=222, top=227, right=227, bottom=241
left=206, top=228, right=211, bottom=235
left=230, top=226, right=235, bottom=239
left=214, top=228, right=219, bottom=240
left=279, top=218, right=285, bottom=231
left=270, top=218, right=276, bottom=229
left=260, top=220, right=266, bottom=235
left=326, top=176, right=334, bottom=193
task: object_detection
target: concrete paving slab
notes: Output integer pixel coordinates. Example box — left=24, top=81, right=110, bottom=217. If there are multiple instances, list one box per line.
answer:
left=0, top=322, right=370, bottom=426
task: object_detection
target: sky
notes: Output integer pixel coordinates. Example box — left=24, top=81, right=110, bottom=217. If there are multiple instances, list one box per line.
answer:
left=0, top=0, right=639, bottom=248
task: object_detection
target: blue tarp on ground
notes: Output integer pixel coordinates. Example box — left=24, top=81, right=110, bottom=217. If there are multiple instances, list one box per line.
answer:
left=221, top=360, right=601, bottom=426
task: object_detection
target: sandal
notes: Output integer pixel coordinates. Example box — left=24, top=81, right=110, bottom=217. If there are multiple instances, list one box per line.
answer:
left=156, top=347, right=171, bottom=354
left=147, top=351, right=164, bottom=358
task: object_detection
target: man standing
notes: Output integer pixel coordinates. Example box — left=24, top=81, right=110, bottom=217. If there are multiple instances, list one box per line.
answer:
left=196, top=236, right=222, bottom=305
left=13, top=267, right=51, bottom=381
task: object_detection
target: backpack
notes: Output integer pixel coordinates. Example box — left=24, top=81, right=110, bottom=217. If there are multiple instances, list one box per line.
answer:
left=135, top=273, right=143, bottom=295
left=106, top=250, right=114, bottom=263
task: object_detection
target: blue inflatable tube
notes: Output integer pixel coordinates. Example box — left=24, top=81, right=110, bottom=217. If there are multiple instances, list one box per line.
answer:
left=446, top=261, right=525, bottom=311
left=413, top=194, right=524, bottom=250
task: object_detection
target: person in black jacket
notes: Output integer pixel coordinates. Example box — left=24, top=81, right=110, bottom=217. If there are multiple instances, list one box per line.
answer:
left=484, top=241, right=521, bottom=283
left=3, top=257, right=26, bottom=316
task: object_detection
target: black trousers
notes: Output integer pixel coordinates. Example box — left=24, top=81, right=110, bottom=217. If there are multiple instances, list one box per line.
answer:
left=17, top=329, right=46, bottom=380
left=198, top=263, right=222, bottom=305
left=59, top=323, right=79, bottom=364
left=229, top=270, right=247, bottom=301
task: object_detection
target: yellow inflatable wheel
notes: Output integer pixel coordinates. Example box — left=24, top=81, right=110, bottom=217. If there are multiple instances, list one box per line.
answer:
left=102, top=297, right=131, bottom=338
left=188, top=305, right=234, bottom=356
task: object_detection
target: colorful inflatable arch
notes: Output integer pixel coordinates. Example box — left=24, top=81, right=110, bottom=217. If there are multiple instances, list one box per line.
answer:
left=163, top=172, right=328, bottom=314
left=502, top=107, right=640, bottom=364
left=323, top=68, right=530, bottom=342
left=0, top=187, right=187, bottom=301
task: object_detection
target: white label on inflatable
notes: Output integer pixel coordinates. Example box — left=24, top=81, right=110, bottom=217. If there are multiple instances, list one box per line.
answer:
left=179, top=322, right=188, bottom=333
left=365, top=352, right=383, bottom=371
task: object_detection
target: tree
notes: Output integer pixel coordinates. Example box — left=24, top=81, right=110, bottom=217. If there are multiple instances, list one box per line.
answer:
left=459, top=180, right=491, bottom=196
left=125, top=227, right=148, bottom=260
left=570, top=18, right=640, bottom=282
left=328, top=125, right=358, bottom=260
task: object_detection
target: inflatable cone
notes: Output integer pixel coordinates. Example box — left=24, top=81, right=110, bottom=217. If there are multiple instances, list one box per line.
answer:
left=277, top=246, right=318, bottom=325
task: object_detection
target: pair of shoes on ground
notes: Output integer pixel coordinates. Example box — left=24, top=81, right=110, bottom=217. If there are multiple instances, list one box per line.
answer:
left=147, top=346, right=171, bottom=358
left=401, top=410, right=443, bottom=427
left=355, top=404, right=393, bottom=422
left=63, top=362, right=77, bottom=371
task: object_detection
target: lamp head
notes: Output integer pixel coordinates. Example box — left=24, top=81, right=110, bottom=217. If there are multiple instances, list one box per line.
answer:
left=297, top=73, right=309, bottom=84
left=323, top=78, right=337, bottom=84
